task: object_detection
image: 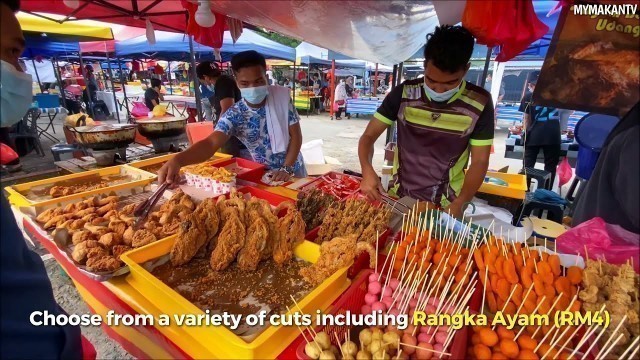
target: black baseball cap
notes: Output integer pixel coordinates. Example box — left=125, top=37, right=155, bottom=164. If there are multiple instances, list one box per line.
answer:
left=528, top=70, right=540, bottom=84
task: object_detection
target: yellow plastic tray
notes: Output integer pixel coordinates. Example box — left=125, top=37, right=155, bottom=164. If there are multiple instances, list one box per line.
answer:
left=4, top=165, right=157, bottom=208
left=477, top=171, right=527, bottom=200
left=128, top=152, right=232, bottom=172
left=121, top=236, right=350, bottom=359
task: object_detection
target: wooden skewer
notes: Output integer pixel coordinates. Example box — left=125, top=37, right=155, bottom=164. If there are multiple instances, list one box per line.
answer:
left=596, top=333, right=624, bottom=360
left=378, top=242, right=397, bottom=282
left=399, top=342, right=451, bottom=356
left=541, top=323, right=574, bottom=359
left=334, top=332, right=345, bottom=358
left=515, top=295, right=550, bottom=340
left=514, top=284, right=534, bottom=318
left=625, top=342, right=640, bottom=360
left=586, top=315, right=628, bottom=360
left=289, top=295, right=317, bottom=337
left=555, top=323, right=583, bottom=357
left=287, top=305, right=321, bottom=352
left=534, top=325, right=561, bottom=353
left=532, top=294, right=577, bottom=339
left=481, top=266, right=489, bottom=315
left=583, top=245, right=589, bottom=261
left=492, top=284, right=520, bottom=330
left=375, top=230, right=379, bottom=274
left=569, top=323, right=603, bottom=359
left=619, top=336, right=640, bottom=360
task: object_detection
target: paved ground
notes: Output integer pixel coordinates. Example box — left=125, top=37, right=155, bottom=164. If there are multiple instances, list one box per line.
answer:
left=13, top=110, right=530, bottom=358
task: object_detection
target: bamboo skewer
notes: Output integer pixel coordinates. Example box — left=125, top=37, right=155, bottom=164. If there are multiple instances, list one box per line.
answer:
left=587, top=315, right=628, bottom=360
left=515, top=295, right=548, bottom=340
left=596, top=333, right=624, bottom=360
left=492, top=284, right=520, bottom=330
left=398, top=342, right=451, bottom=356
left=619, top=336, right=640, bottom=360
left=541, top=323, right=574, bottom=359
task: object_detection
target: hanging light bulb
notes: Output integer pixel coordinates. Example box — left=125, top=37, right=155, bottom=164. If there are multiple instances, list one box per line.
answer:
left=194, top=0, right=215, bottom=28
left=63, top=0, right=80, bottom=9
left=146, top=19, right=156, bottom=45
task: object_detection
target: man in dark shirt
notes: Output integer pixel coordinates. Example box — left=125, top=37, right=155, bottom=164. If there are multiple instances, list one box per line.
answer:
left=358, top=25, right=494, bottom=218
left=573, top=102, right=639, bottom=234
left=195, top=61, right=241, bottom=118
left=144, top=78, right=163, bottom=111
left=518, top=70, right=561, bottom=187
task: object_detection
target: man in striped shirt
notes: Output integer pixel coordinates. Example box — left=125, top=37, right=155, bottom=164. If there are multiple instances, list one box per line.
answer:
left=358, top=25, right=494, bottom=218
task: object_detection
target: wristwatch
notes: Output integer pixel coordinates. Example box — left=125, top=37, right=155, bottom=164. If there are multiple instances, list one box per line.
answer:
left=279, top=166, right=295, bottom=176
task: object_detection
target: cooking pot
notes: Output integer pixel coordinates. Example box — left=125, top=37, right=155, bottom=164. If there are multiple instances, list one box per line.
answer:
left=134, top=116, right=187, bottom=139
left=66, top=115, right=137, bottom=150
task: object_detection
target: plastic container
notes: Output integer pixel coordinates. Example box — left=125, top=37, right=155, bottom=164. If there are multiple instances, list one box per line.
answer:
left=4, top=165, right=156, bottom=209
left=214, top=158, right=266, bottom=183
left=121, top=238, right=350, bottom=359
left=475, top=171, right=527, bottom=200
left=128, top=152, right=232, bottom=173
left=298, top=171, right=361, bottom=200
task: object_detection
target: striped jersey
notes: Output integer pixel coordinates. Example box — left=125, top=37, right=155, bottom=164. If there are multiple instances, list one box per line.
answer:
left=374, top=78, right=494, bottom=206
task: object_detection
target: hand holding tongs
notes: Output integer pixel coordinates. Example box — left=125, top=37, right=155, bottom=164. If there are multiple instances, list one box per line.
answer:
left=379, top=192, right=413, bottom=213
left=133, top=182, right=170, bottom=229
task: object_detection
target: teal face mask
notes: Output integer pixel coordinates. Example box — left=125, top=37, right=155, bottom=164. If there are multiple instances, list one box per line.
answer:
left=240, top=85, right=268, bottom=105
left=1, top=60, right=33, bottom=127
left=424, top=79, right=461, bottom=103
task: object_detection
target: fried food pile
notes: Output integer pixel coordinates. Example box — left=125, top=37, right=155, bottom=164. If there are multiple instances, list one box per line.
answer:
left=183, top=162, right=235, bottom=181
left=300, top=235, right=375, bottom=285
left=35, top=190, right=194, bottom=273
left=170, top=190, right=306, bottom=272
left=317, top=198, right=390, bottom=245
left=579, top=259, right=640, bottom=357
left=296, top=189, right=336, bottom=232
left=49, top=182, right=110, bottom=198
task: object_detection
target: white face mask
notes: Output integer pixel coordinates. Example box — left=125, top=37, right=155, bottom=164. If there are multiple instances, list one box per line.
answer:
left=423, top=79, right=461, bottom=103
left=241, top=85, right=268, bottom=105
left=1, top=61, right=33, bottom=127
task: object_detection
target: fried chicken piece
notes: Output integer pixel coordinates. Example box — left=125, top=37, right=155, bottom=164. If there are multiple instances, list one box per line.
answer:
left=103, top=210, right=119, bottom=220
left=210, top=209, right=246, bottom=271
left=96, top=202, right=117, bottom=216
left=62, top=202, right=77, bottom=213
left=90, top=217, right=108, bottom=226
left=99, top=232, right=122, bottom=248
left=49, top=186, right=65, bottom=198
left=217, top=193, right=246, bottom=224
left=72, top=230, right=93, bottom=245
left=300, top=235, right=374, bottom=285
left=273, top=207, right=305, bottom=265
left=170, top=220, right=207, bottom=266
left=36, top=208, right=63, bottom=223
left=120, top=203, right=137, bottom=216
left=122, top=227, right=135, bottom=246
left=71, top=240, right=101, bottom=264
left=245, top=198, right=278, bottom=260
left=132, top=229, right=157, bottom=248
left=85, top=255, right=121, bottom=272
left=179, top=195, right=196, bottom=211
left=87, top=247, right=109, bottom=260
left=76, top=207, right=96, bottom=218
left=69, top=219, right=86, bottom=231
left=108, top=220, right=128, bottom=236
left=43, top=214, right=73, bottom=230
left=195, top=198, right=220, bottom=238
left=111, top=245, right=132, bottom=259
left=97, top=195, right=119, bottom=206
left=237, top=211, right=269, bottom=271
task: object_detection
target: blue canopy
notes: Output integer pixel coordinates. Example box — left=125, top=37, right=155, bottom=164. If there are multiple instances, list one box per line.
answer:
left=22, top=35, right=80, bottom=58
left=115, top=29, right=295, bottom=61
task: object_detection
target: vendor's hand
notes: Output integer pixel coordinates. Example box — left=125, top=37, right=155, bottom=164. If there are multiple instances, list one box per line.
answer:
left=360, top=169, right=383, bottom=202
left=158, top=158, right=182, bottom=184
left=270, top=170, right=292, bottom=183
left=444, top=199, right=465, bottom=219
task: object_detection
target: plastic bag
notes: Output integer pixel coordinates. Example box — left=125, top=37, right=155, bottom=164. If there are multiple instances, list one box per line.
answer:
left=557, top=157, right=572, bottom=186
left=556, top=217, right=640, bottom=273
left=152, top=104, right=167, bottom=117
left=131, top=102, right=149, bottom=118
left=0, top=142, right=18, bottom=165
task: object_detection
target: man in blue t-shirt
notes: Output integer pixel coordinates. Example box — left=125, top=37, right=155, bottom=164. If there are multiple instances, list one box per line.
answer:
left=518, top=71, right=561, bottom=186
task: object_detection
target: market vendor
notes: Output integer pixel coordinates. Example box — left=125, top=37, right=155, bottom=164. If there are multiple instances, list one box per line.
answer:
left=159, top=50, right=305, bottom=184
left=358, top=25, right=494, bottom=218
left=144, top=78, right=164, bottom=111
left=195, top=60, right=241, bottom=119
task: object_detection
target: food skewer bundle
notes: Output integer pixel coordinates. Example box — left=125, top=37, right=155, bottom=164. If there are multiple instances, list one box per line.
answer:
left=297, top=189, right=337, bottom=232
left=578, top=257, right=639, bottom=359
left=317, top=198, right=391, bottom=246
left=170, top=189, right=307, bottom=273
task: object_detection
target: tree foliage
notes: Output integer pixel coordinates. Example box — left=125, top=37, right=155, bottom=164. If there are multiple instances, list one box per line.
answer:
left=253, top=29, right=301, bottom=48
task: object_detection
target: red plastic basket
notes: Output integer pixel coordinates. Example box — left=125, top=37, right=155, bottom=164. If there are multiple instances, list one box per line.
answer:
left=298, top=171, right=361, bottom=200
left=214, top=158, right=266, bottom=183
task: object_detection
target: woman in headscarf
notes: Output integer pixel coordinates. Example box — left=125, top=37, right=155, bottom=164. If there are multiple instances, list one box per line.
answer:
left=334, top=79, right=348, bottom=120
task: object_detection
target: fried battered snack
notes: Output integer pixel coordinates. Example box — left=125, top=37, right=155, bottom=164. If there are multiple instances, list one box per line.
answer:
left=108, top=220, right=128, bottom=236
left=300, top=235, right=375, bottom=286
left=36, top=208, right=63, bottom=224
left=273, top=203, right=305, bottom=265
left=122, top=227, right=135, bottom=246
left=210, top=208, right=246, bottom=271
left=49, top=182, right=110, bottom=198
left=98, top=232, right=122, bottom=248
left=111, top=245, right=132, bottom=259
left=317, top=198, right=390, bottom=245
left=237, top=210, right=269, bottom=271
left=170, top=220, right=207, bottom=266
left=120, top=203, right=136, bottom=216
left=72, top=230, right=93, bottom=245
left=71, top=240, right=102, bottom=264
left=131, top=229, right=157, bottom=248
left=245, top=197, right=279, bottom=260
left=85, top=255, right=121, bottom=272
left=296, top=189, right=336, bottom=231
left=87, top=247, right=109, bottom=260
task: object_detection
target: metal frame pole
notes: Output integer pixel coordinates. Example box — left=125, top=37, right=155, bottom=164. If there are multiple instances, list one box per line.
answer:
left=480, top=46, right=492, bottom=89
left=373, top=63, right=379, bottom=96
left=31, top=58, right=43, bottom=92
left=105, top=52, right=121, bottom=123
left=188, top=35, right=203, bottom=122
left=52, top=57, right=68, bottom=111
left=116, top=57, right=130, bottom=119
left=292, top=61, right=296, bottom=106
left=306, top=65, right=310, bottom=117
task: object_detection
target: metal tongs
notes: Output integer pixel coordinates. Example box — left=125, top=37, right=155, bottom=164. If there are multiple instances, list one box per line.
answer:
left=133, top=182, right=170, bottom=229
left=379, top=193, right=413, bottom=214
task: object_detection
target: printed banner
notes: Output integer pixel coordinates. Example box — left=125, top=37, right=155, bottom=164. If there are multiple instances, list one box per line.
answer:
left=534, top=1, right=639, bottom=116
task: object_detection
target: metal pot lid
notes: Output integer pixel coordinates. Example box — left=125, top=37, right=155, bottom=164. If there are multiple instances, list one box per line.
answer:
left=73, top=124, right=138, bottom=133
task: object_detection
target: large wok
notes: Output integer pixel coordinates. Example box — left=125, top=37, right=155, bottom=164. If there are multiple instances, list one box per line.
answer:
left=133, top=116, right=187, bottom=139
left=66, top=115, right=137, bottom=150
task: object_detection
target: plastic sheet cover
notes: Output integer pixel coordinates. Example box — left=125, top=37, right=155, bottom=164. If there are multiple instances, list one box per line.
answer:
left=209, top=1, right=439, bottom=65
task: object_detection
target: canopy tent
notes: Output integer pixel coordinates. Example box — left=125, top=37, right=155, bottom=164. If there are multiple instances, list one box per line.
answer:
left=21, top=38, right=81, bottom=58
left=115, top=28, right=295, bottom=61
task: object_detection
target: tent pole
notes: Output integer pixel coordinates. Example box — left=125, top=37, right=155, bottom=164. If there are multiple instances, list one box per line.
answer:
left=52, top=57, right=68, bottom=111
left=292, top=61, right=296, bottom=107
left=373, top=63, right=379, bottom=96
left=480, top=46, right=492, bottom=89
left=385, top=64, right=399, bottom=143
left=167, top=61, right=172, bottom=95
left=188, top=35, right=203, bottom=122
left=306, top=65, right=310, bottom=117
left=117, top=57, right=131, bottom=119
left=31, top=58, right=43, bottom=93
left=329, top=59, right=335, bottom=119
left=105, top=52, right=121, bottom=123
left=78, top=52, right=92, bottom=115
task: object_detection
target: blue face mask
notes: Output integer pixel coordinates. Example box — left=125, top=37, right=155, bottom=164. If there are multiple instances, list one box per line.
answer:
left=424, top=79, right=461, bottom=103
left=241, top=85, right=268, bottom=105
left=1, top=61, right=33, bottom=127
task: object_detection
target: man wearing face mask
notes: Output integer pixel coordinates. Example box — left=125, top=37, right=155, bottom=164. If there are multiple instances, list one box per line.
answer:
left=159, top=51, right=305, bottom=184
left=358, top=25, right=494, bottom=218
left=1, top=0, right=84, bottom=358
left=195, top=61, right=241, bottom=120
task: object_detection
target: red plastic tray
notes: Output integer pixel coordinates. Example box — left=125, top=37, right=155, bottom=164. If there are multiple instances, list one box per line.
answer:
left=214, top=158, right=266, bottom=183
left=306, top=227, right=391, bottom=279
left=235, top=185, right=292, bottom=207
left=298, top=171, right=361, bottom=200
